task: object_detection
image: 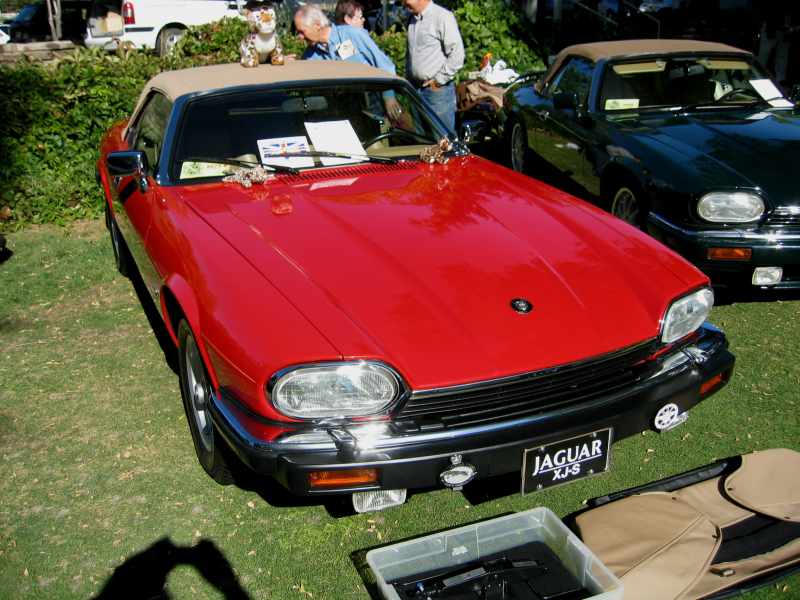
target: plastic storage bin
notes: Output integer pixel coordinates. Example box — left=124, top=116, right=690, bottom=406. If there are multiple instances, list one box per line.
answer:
left=366, top=506, right=623, bottom=600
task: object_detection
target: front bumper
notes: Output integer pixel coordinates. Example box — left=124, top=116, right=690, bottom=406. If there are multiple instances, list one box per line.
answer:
left=647, top=213, right=800, bottom=289
left=209, top=325, right=734, bottom=496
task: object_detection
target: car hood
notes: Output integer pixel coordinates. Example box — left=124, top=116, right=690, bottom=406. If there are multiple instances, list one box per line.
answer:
left=178, top=158, right=706, bottom=390
left=616, top=108, right=800, bottom=203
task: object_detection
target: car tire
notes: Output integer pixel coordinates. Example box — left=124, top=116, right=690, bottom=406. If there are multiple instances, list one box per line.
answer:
left=507, top=119, right=528, bottom=173
left=157, top=27, right=184, bottom=56
left=178, top=320, right=235, bottom=485
left=608, top=181, right=646, bottom=228
left=106, top=204, right=131, bottom=278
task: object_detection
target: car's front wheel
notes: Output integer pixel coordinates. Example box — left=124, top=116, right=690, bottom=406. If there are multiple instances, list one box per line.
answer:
left=106, top=204, right=131, bottom=277
left=178, top=320, right=235, bottom=485
left=609, top=182, right=645, bottom=228
left=507, top=119, right=528, bottom=173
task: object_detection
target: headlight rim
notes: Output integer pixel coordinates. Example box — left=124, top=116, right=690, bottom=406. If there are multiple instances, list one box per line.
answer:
left=267, top=360, right=408, bottom=421
left=660, top=286, right=715, bottom=345
left=697, top=190, right=765, bottom=224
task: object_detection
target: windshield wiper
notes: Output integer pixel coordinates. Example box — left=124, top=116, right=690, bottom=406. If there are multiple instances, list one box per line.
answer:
left=182, top=156, right=299, bottom=175
left=261, top=151, right=398, bottom=165
left=681, top=87, right=767, bottom=113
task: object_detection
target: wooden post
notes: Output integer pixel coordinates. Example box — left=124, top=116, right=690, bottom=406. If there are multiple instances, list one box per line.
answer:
left=45, top=0, right=63, bottom=40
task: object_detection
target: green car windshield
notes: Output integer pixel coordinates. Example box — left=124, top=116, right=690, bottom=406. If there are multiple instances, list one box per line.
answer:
left=172, top=81, right=447, bottom=182
left=599, top=56, right=785, bottom=112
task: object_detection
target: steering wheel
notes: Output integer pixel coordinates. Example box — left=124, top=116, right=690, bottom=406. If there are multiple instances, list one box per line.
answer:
left=715, top=86, right=761, bottom=103
left=363, top=128, right=435, bottom=148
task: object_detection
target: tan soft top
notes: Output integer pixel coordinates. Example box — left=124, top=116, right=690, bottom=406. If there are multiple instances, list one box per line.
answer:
left=128, top=60, right=400, bottom=128
left=545, top=39, right=751, bottom=85
left=141, top=59, right=400, bottom=102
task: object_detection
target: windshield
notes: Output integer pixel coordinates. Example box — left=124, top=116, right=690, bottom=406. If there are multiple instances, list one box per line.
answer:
left=172, top=81, right=447, bottom=182
left=599, top=56, right=784, bottom=112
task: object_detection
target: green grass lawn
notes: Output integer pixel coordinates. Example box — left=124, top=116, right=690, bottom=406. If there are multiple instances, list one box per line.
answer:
left=1, top=222, right=798, bottom=599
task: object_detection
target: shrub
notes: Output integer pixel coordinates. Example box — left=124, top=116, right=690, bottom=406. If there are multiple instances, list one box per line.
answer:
left=452, top=0, right=544, bottom=75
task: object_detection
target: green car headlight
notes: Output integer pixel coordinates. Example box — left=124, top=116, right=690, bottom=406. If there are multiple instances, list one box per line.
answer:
left=697, top=192, right=764, bottom=223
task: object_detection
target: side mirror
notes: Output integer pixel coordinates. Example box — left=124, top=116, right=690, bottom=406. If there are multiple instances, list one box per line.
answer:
left=553, top=91, right=578, bottom=111
left=459, top=119, right=487, bottom=144
left=107, top=150, right=149, bottom=193
left=791, top=84, right=800, bottom=104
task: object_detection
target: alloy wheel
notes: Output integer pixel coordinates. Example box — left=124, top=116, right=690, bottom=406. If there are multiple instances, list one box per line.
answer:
left=184, top=334, right=213, bottom=452
left=611, top=186, right=640, bottom=225
left=511, top=123, right=526, bottom=172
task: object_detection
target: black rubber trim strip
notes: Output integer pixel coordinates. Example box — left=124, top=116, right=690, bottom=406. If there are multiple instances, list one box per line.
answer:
left=712, top=515, right=800, bottom=565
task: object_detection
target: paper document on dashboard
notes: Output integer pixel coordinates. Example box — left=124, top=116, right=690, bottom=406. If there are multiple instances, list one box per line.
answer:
left=749, top=79, right=794, bottom=107
left=305, top=120, right=366, bottom=166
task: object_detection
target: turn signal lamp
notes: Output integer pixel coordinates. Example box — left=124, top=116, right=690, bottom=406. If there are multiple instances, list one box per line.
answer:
left=707, top=248, right=752, bottom=261
left=308, top=468, right=378, bottom=489
left=700, top=372, right=727, bottom=397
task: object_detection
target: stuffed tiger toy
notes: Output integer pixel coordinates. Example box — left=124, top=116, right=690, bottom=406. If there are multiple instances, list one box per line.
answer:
left=239, top=1, right=284, bottom=68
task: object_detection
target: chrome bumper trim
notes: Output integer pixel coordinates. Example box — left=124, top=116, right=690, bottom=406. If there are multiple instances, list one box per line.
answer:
left=648, top=212, right=800, bottom=241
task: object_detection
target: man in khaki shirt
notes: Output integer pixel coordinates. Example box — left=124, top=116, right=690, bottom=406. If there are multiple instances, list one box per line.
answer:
left=404, top=0, right=464, bottom=131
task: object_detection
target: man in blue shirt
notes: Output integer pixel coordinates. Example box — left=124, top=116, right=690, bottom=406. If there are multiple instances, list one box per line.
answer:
left=294, top=5, right=403, bottom=120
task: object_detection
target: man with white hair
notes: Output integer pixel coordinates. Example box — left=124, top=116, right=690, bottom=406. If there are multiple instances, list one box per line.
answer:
left=295, top=5, right=393, bottom=73
left=294, top=5, right=402, bottom=119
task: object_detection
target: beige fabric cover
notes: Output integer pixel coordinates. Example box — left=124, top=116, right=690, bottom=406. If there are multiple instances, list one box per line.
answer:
left=574, top=449, right=800, bottom=600
left=126, top=60, right=401, bottom=137
left=544, top=39, right=750, bottom=87
left=724, top=448, right=800, bottom=521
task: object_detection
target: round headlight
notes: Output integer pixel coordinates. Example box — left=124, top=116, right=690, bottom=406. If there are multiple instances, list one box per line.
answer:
left=661, top=287, right=714, bottom=344
left=270, top=362, right=401, bottom=419
left=697, top=192, right=764, bottom=223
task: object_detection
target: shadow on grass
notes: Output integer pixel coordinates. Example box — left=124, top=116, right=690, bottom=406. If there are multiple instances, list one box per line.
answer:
left=232, top=467, right=359, bottom=518
left=0, top=233, right=12, bottom=265
left=93, top=537, right=251, bottom=600
left=461, top=472, right=522, bottom=505
left=128, top=265, right=179, bottom=374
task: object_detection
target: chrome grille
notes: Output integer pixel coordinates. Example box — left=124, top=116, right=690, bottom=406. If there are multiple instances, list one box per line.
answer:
left=765, top=207, right=800, bottom=229
left=395, top=341, right=660, bottom=429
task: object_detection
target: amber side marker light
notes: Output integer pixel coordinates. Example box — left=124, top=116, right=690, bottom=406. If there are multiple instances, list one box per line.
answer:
left=700, top=370, right=731, bottom=397
left=707, top=247, right=752, bottom=261
left=308, top=468, right=378, bottom=489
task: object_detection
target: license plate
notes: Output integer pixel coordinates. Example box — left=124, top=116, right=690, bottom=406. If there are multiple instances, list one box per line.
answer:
left=521, top=428, right=612, bottom=494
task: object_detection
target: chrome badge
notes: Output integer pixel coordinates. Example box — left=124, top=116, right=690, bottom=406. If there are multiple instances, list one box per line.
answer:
left=510, top=298, right=533, bottom=314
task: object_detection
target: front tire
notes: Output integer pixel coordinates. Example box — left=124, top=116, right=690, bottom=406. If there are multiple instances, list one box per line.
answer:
left=608, top=182, right=646, bottom=228
left=178, top=320, right=234, bottom=485
left=507, top=119, right=528, bottom=173
left=106, top=204, right=131, bottom=277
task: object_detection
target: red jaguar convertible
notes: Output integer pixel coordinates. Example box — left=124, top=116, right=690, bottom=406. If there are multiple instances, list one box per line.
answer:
left=97, top=61, right=734, bottom=512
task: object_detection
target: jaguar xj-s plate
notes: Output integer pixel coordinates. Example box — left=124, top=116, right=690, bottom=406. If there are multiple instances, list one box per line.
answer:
left=521, top=428, right=612, bottom=494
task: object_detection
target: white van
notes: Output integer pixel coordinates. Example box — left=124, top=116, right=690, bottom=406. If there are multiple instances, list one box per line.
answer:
left=84, top=0, right=243, bottom=55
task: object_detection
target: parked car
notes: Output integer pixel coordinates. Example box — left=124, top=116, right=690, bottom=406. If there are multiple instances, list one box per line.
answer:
left=7, top=0, right=89, bottom=42
left=84, top=0, right=242, bottom=55
left=505, top=39, right=800, bottom=290
left=97, top=60, right=733, bottom=512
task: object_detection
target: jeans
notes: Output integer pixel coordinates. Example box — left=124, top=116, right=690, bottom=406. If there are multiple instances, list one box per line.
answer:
left=417, top=81, right=456, bottom=134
